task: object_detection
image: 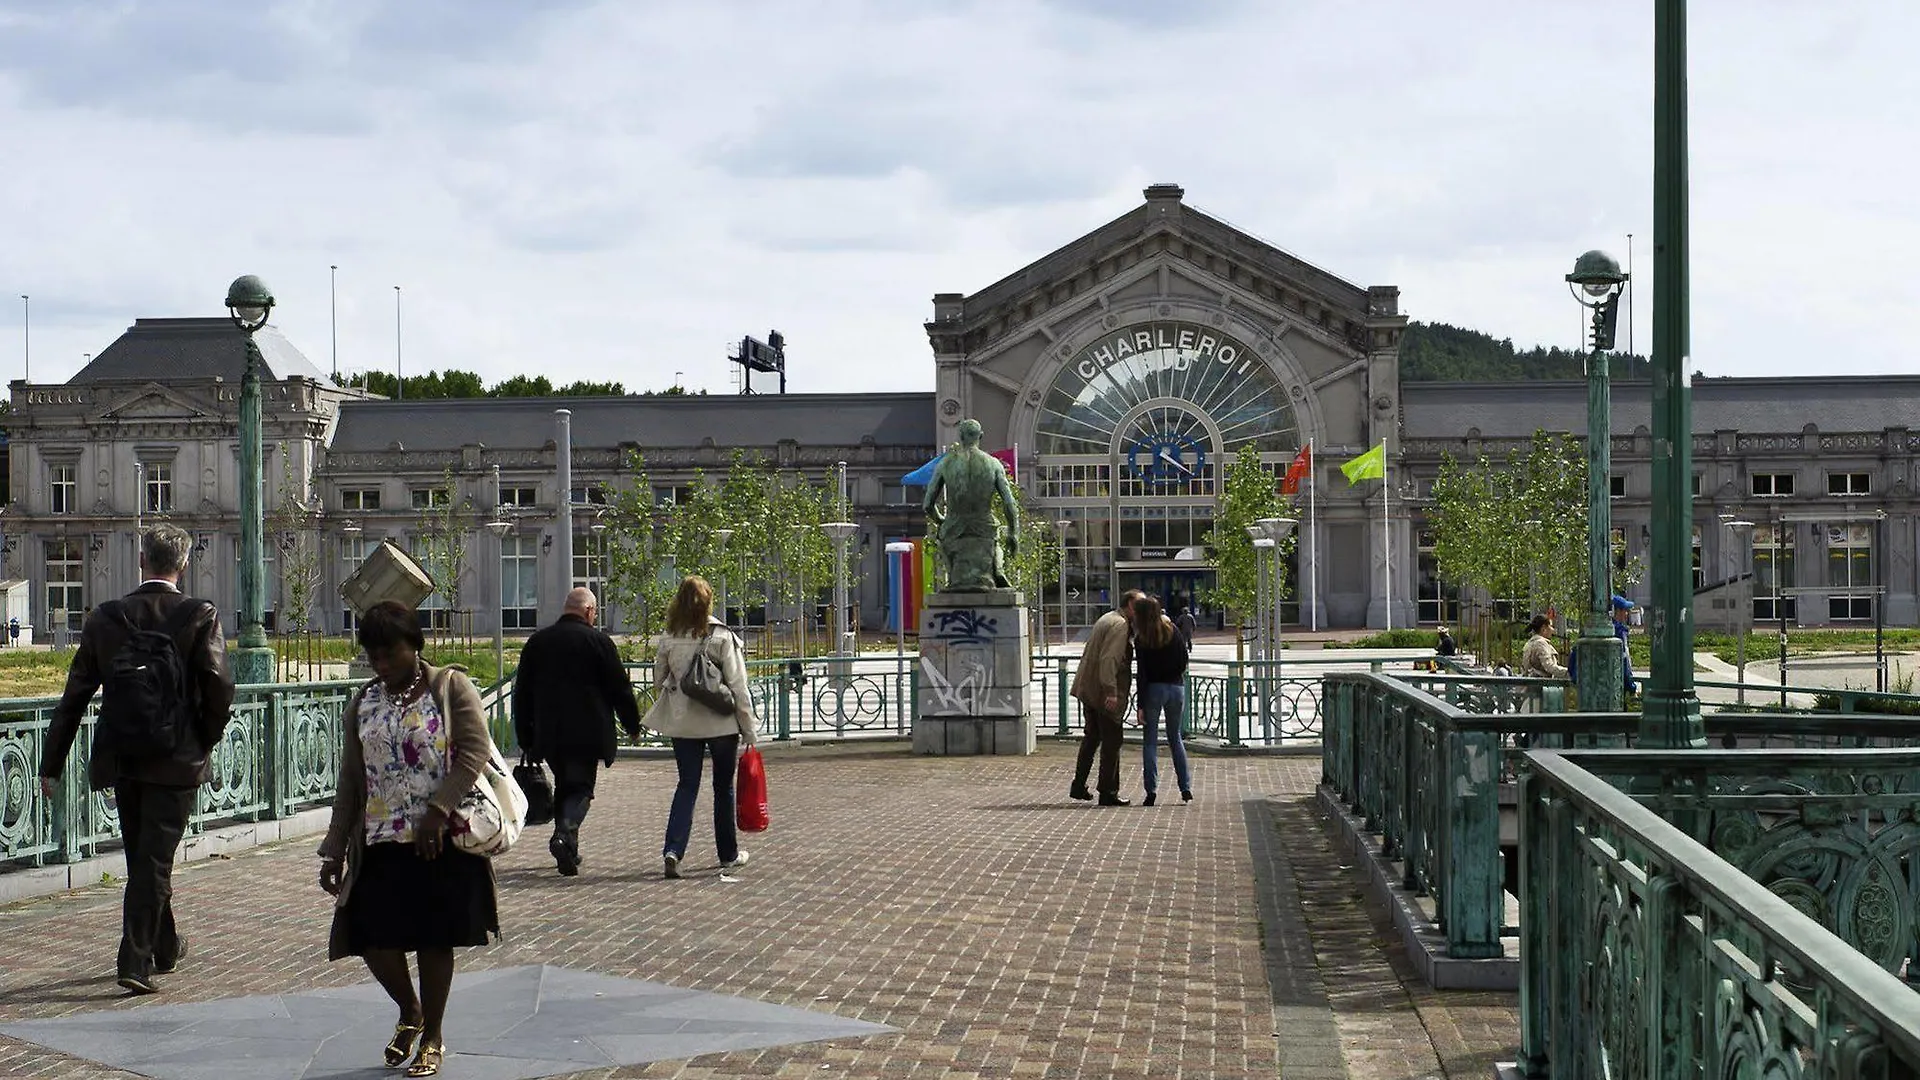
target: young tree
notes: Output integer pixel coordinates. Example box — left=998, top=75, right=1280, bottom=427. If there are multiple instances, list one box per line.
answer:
left=267, top=443, right=324, bottom=638
left=412, top=468, right=475, bottom=633
left=1003, top=481, right=1061, bottom=611
left=1203, top=445, right=1295, bottom=632
left=604, top=450, right=675, bottom=641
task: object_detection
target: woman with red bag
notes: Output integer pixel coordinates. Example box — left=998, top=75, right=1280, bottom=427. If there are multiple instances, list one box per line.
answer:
left=643, top=576, right=759, bottom=879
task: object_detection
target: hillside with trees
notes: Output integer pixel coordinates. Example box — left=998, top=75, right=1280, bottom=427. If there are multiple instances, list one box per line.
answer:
left=1400, top=321, right=1651, bottom=382
left=336, top=371, right=705, bottom=399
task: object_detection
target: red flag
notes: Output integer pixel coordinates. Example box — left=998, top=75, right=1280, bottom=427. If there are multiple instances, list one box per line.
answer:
left=1280, top=445, right=1312, bottom=495
left=990, top=447, right=1018, bottom=479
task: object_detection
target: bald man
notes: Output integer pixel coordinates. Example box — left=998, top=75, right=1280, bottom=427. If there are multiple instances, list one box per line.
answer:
left=513, top=588, right=642, bottom=876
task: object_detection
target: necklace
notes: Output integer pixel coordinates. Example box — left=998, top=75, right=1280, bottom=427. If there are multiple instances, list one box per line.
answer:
left=386, top=662, right=426, bottom=700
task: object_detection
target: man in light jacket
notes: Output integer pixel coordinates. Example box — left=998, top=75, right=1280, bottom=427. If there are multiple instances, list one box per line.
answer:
left=1070, top=590, right=1143, bottom=806
left=513, top=588, right=642, bottom=876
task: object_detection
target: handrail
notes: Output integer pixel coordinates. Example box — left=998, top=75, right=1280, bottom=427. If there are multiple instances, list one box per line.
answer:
left=1518, top=750, right=1920, bottom=1075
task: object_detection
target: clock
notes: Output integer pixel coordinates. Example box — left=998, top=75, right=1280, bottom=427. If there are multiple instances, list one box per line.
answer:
left=1127, top=431, right=1207, bottom=487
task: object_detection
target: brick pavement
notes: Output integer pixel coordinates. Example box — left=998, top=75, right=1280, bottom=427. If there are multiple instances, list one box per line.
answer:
left=0, top=743, right=1517, bottom=1079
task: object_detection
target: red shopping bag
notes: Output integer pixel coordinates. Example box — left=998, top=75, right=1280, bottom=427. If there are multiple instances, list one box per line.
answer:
left=736, top=746, right=770, bottom=833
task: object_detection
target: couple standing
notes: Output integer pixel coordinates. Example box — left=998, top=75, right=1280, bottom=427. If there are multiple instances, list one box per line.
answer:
left=1069, top=590, right=1193, bottom=807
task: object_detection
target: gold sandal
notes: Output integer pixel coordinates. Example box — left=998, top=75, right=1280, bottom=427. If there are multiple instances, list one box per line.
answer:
left=384, top=1021, right=423, bottom=1068
left=406, top=1039, right=444, bottom=1078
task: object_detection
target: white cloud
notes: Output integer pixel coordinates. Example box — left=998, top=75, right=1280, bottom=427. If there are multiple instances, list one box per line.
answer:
left=1, top=0, right=1916, bottom=398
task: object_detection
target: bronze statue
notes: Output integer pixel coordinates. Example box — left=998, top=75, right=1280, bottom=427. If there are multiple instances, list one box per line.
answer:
left=923, top=419, right=1020, bottom=591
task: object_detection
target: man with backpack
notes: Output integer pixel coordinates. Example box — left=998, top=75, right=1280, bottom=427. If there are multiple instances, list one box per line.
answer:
left=39, top=524, right=234, bottom=995
left=512, top=587, right=641, bottom=876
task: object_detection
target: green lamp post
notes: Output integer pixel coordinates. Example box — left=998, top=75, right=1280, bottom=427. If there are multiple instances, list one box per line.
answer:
left=226, top=274, right=277, bottom=685
left=1566, top=250, right=1628, bottom=713
left=1642, top=0, right=1706, bottom=748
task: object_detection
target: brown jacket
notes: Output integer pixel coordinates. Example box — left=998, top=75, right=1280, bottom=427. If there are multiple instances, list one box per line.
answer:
left=318, top=664, right=497, bottom=960
left=42, top=581, right=236, bottom=791
left=1071, top=609, right=1133, bottom=712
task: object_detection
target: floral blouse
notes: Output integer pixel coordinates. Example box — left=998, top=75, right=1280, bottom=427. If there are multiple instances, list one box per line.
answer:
left=356, top=680, right=450, bottom=845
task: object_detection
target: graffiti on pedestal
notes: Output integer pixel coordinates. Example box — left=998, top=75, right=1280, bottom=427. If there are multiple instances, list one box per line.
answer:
left=920, top=607, right=1021, bottom=717
left=928, top=608, right=999, bottom=642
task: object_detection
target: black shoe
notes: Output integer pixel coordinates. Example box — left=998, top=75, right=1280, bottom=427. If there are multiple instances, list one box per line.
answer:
left=1097, top=794, right=1131, bottom=807
left=1181, top=789, right=1193, bottom=803
left=1144, top=792, right=1157, bottom=807
left=550, top=831, right=581, bottom=876
left=1069, top=785, right=1094, bottom=802
left=154, top=937, right=187, bottom=975
left=116, top=970, right=158, bottom=995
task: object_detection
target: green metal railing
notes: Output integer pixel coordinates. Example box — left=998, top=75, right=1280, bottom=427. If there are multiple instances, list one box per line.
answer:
left=2, top=680, right=356, bottom=866
left=1516, top=749, right=1920, bottom=1078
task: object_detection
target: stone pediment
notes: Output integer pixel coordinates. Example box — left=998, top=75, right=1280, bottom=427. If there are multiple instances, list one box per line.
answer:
left=96, top=383, right=213, bottom=422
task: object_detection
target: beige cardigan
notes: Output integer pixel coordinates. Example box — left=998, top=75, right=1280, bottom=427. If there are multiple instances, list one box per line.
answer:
left=1071, top=609, right=1133, bottom=711
left=644, top=619, right=758, bottom=743
left=317, top=663, right=497, bottom=960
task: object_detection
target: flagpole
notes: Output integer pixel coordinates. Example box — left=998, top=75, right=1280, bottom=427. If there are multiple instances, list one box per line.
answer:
left=1308, top=440, right=1319, bottom=632
left=1383, top=448, right=1392, bottom=632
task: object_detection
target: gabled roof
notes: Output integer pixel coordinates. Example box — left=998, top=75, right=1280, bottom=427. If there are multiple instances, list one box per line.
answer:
left=71, top=318, right=330, bottom=385
left=326, top=392, right=937, bottom=454
left=932, top=184, right=1378, bottom=354
left=1401, top=376, right=1920, bottom=440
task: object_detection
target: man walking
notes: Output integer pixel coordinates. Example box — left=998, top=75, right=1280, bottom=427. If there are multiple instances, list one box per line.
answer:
left=40, top=524, right=234, bottom=995
left=513, top=587, right=642, bottom=876
left=1070, top=590, right=1142, bottom=806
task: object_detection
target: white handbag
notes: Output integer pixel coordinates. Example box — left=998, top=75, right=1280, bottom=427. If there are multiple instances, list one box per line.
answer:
left=449, top=737, right=527, bottom=857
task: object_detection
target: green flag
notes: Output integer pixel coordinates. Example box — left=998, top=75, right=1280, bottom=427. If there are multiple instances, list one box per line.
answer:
left=1340, top=442, right=1386, bottom=484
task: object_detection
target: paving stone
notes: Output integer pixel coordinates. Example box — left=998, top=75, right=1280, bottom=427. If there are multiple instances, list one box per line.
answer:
left=0, top=743, right=1518, bottom=1078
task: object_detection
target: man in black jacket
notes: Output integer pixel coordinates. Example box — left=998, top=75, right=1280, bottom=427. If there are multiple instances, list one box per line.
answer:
left=40, top=524, right=235, bottom=995
left=513, top=587, right=641, bottom=876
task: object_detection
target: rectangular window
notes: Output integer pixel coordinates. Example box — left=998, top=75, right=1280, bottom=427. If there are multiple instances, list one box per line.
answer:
left=1752, top=524, right=1798, bottom=623
left=652, top=485, right=691, bottom=506
left=410, top=487, right=452, bottom=509
left=341, top=488, right=381, bottom=511
left=1691, top=473, right=1702, bottom=497
left=882, top=483, right=907, bottom=505
left=1416, top=527, right=1460, bottom=624
left=49, top=464, right=76, bottom=514
left=339, top=536, right=374, bottom=630
left=500, top=486, right=537, bottom=507
left=573, top=531, right=609, bottom=602
left=1826, top=522, right=1874, bottom=621
left=570, top=485, right=609, bottom=506
left=408, top=536, right=450, bottom=628
left=1752, top=473, right=1795, bottom=497
left=1827, top=472, right=1870, bottom=497
left=1609, top=475, right=1626, bottom=499
left=1691, top=524, right=1703, bottom=591
left=143, top=464, right=172, bottom=514
left=500, top=534, right=539, bottom=630
left=46, top=539, right=84, bottom=630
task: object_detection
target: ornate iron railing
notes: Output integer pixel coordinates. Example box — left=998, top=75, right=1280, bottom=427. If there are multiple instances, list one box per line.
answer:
left=1323, top=669, right=1920, bottom=965
left=2, top=680, right=355, bottom=867
left=1516, top=749, right=1920, bottom=1079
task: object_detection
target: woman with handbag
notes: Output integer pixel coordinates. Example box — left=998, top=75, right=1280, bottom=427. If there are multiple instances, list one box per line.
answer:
left=645, top=575, right=758, bottom=880
left=317, top=601, right=499, bottom=1077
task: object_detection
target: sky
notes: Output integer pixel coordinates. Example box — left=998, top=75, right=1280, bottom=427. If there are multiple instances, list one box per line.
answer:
left=2, top=0, right=1914, bottom=395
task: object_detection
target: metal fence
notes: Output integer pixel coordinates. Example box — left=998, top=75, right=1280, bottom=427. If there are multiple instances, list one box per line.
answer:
left=1, top=680, right=353, bottom=867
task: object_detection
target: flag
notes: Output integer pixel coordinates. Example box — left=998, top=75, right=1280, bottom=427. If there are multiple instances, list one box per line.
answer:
left=990, top=447, right=1018, bottom=480
left=1280, top=445, right=1312, bottom=495
left=1340, top=442, right=1386, bottom=485
left=901, top=454, right=943, bottom=486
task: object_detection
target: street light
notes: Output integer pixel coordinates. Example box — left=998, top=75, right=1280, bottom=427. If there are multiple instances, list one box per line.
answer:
left=1566, top=249, right=1629, bottom=713
left=225, top=274, right=276, bottom=685
left=886, top=540, right=916, bottom=723
left=485, top=464, right=514, bottom=680
left=1721, top=516, right=1754, bottom=705
left=1257, top=517, right=1298, bottom=661
left=821, top=518, right=858, bottom=656
left=1055, top=519, right=1072, bottom=649
left=1245, top=525, right=1269, bottom=661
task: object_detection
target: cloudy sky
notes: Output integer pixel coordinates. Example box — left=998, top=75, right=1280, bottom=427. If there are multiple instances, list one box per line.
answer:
left=2, top=1, right=1912, bottom=394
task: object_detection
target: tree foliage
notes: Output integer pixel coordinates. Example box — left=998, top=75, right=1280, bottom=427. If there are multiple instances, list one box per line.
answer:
left=266, top=443, right=323, bottom=636
left=1002, top=481, right=1061, bottom=606
left=1401, top=321, right=1651, bottom=383
left=337, top=370, right=707, bottom=399
left=1202, top=445, right=1295, bottom=627
left=411, top=468, right=475, bottom=615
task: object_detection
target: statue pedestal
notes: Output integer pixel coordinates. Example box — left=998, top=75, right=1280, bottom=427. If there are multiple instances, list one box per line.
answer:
left=913, top=590, right=1033, bottom=755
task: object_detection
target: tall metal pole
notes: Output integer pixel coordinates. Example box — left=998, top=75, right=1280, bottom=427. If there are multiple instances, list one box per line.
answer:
left=235, top=329, right=273, bottom=682
left=1056, top=519, right=1072, bottom=648
left=555, top=410, right=572, bottom=620
left=134, top=461, right=145, bottom=594
left=393, top=285, right=403, bottom=400
left=329, top=265, right=338, bottom=382
left=1641, top=0, right=1705, bottom=747
left=18, top=295, right=27, bottom=383
left=492, top=464, right=504, bottom=681
left=1572, top=280, right=1625, bottom=713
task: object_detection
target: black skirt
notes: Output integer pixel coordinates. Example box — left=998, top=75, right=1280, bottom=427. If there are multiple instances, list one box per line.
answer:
left=342, top=842, right=498, bottom=954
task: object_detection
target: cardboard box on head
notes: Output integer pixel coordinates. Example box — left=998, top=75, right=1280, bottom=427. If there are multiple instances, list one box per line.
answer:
left=340, top=540, right=435, bottom=617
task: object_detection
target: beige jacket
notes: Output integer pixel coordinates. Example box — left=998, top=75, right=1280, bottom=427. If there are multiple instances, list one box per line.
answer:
left=1071, top=609, right=1133, bottom=711
left=1520, top=634, right=1568, bottom=680
left=644, top=619, right=759, bottom=743
left=317, top=664, right=497, bottom=960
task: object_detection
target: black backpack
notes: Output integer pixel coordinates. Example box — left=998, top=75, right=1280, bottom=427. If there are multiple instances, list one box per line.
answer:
left=98, top=599, right=205, bottom=760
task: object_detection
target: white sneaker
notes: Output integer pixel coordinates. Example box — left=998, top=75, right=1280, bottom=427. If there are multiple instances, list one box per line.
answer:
left=663, top=853, right=681, bottom=880
left=721, top=850, right=749, bottom=872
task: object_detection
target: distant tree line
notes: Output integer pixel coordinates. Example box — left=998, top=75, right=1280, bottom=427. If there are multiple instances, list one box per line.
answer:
left=1400, top=321, right=1651, bottom=383
left=335, top=370, right=706, bottom=399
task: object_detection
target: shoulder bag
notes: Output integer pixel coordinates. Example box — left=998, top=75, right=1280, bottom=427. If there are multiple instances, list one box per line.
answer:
left=677, top=628, right=737, bottom=715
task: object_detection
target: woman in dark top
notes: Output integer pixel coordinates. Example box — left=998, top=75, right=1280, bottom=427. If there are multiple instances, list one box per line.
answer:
left=1130, top=594, right=1192, bottom=805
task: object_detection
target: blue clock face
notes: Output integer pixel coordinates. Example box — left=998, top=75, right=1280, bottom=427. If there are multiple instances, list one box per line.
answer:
left=1128, top=431, right=1207, bottom=487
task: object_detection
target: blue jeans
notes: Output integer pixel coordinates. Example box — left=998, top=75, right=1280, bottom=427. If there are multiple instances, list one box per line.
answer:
left=664, top=735, right=740, bottom=864
left=1138, top=681, right=1191, bottom=795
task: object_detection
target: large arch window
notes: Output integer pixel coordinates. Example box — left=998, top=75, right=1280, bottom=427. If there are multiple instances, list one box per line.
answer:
left=1035, top=320, right=1300, bottom=457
